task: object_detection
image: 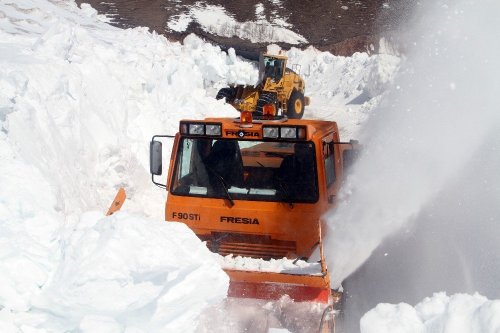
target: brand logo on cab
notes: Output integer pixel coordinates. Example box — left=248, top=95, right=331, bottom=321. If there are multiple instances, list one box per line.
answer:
left=220, top=216, right=260, bottom=225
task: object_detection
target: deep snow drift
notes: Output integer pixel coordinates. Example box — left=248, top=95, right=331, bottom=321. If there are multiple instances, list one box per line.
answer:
left=361, top=293, right=500, bottom=333
left=1, top=0, right=499, bottom=332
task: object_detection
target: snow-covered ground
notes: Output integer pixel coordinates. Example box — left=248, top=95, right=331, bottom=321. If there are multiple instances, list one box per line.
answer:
left=361, top=293, right=500, bottom=333
left=0, top=0, right=499, bottom=332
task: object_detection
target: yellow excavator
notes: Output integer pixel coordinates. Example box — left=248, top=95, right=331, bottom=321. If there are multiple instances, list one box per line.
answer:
left=216, top=53, right=310, bottom=119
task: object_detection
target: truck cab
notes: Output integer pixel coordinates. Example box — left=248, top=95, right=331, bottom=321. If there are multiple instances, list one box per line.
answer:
left=150, top=115, right=357, bottom=262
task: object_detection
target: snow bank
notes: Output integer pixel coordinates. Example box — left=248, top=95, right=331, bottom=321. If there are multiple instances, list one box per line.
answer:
left=0, top=211, right=228, bottom=332
left=0, top=0, right=256, bottom=219
left=32, top=212, right=228, bottom=332
left=361, top=293, right=500, bottom=333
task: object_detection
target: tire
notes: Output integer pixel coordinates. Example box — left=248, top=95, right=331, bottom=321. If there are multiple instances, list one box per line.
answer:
left=256, top=92, right=278, bottom=115
left=287, top=90, right=305, bottom=119
left=216, top=87, right=236, bottom=102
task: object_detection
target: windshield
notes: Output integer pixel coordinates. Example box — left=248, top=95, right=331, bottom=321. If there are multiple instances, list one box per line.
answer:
left=170, top=138, right=318, bottom=203
left=261, top=56, right=284, bottom=82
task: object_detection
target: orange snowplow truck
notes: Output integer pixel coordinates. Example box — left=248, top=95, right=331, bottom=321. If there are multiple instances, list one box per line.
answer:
left=149, top=113, right=358, bottom=329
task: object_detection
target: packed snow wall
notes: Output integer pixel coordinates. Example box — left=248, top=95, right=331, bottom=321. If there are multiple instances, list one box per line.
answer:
left=0, top=1, right=246, bottom=331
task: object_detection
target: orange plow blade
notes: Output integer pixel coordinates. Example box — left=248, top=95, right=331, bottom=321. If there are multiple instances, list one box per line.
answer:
left=225, top=269, right=332, bottom=304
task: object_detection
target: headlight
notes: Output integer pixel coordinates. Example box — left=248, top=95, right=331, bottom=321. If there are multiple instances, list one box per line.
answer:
left=189, top=124, right=205, bottom=135
left=280, top=127, right=297, bottom=139
left=206, top=124, right=221, bottom=136
left=263, top=126, right=279, bottom=138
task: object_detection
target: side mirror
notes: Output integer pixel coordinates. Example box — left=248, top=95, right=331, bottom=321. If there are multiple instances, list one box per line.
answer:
left=150, top=141, right=162, bottom=175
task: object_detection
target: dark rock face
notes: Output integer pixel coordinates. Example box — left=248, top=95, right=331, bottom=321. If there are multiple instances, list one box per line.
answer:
left=77, top=0, right=414, bottom=57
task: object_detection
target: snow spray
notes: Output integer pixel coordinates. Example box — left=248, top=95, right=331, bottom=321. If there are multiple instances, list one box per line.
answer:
left=324, top=0, right=500, bottom=314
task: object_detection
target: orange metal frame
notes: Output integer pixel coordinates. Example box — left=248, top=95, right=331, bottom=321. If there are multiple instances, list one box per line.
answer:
left=164, top=117, right=352, bottom=304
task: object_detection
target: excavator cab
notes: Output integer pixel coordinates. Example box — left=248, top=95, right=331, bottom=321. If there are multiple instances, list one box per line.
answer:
left=259, top=54, right=286, bottom=83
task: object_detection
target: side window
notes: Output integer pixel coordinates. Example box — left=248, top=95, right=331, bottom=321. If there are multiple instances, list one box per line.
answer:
left=178, top=138, right=193, bottom=179
left=323, top=140, right=336, bottom=187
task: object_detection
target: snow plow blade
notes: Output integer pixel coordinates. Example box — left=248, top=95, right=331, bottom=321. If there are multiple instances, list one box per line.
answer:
left=226, top=269, right=333, bottom=303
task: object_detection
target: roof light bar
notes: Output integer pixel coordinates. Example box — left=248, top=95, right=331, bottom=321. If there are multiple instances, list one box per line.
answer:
left=280, top=127, right=297, bottom=139
left=206, top=124, right=222, bottom=136
left=262, top=125, right=307, bottom=140
left=263, top=127, right=279, bottom=139
left=189, top=123, right=204, bottom=135
left=180, top=122, right=222, bottom=137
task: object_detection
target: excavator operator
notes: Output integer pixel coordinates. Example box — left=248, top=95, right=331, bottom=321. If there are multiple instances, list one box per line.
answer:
left=263, top=57, right=283, bottom=82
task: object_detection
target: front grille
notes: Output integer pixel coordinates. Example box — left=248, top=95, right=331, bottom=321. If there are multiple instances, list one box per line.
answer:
left=203, top=233, right=296, bottom=260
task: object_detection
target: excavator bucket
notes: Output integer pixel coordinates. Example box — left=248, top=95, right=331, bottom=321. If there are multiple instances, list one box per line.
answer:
left=106, top=187, right=126, bottom=216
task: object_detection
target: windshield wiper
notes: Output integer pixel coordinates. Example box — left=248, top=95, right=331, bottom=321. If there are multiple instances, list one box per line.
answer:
left=206, top=166, right=235, bottom=207
left=276, top=177, right=294, bottom=208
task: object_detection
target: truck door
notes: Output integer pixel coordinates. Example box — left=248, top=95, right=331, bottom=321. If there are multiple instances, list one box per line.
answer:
left=321, top=135, right=340, bottom=205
